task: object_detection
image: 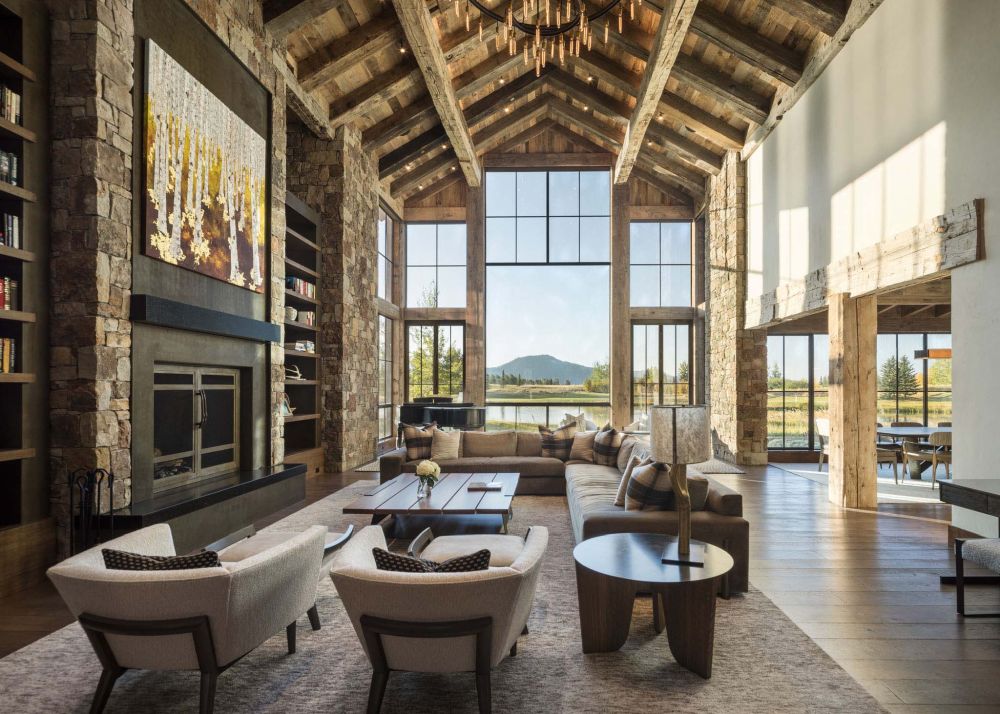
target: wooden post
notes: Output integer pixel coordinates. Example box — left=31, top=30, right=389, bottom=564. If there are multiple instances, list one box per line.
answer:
left=465, top=184, right=486, bottom=405
left=610, top=182, right=631, bottom=428
left=828, top=293, right=878, bottom=509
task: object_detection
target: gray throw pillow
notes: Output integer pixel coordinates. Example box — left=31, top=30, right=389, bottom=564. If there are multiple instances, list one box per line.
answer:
left=372, top=548, right=490, bottom=573
left=624, top=463, right=710, bottom=512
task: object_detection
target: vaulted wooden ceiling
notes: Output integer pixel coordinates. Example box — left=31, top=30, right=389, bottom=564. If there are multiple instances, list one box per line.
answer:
left=265, top=0, right=878, bottom=207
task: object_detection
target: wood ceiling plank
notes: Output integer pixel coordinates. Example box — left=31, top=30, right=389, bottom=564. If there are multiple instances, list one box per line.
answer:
left=658, top=92, right=743, bottom=150
left=379, top=124, right=449, bottom=179
left=394, top=150, right=459, bottom=197
left=471, top=95, right=550, bottom=152
left=392, top=0, right=482, bottom=186
left=689, top=4, right=804, bottom=86
left=644, top=121, right=721, bottom=174
left=329, top=61, right=421, bottom=129
left=635, top=154, right=706, bottom=196
left=485, top=117, right=557, bottom=156
left=547, top=97, right=625, bottom=153
left=615, top=0, right=699, bottom=184
left=404, top=172, right=466, bottom=205
left=761, top=0, right=846, bottom=37
left=465, top=69, right=547, bottom=128
left=297, top=10, right=402, bottom=92
left=454, top=50, right=525, bottom=102
left=546, top=70, right=631, bottom=125
left=363, top=95, right=437, bottom=152
left=263, top=0, right=350, bottom=37
left=632, top=164, right=697, bottom=205
left=671, top=53, right=771, bottom=125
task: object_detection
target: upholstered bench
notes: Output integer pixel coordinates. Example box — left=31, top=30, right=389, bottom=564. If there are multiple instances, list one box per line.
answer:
left=956, top=537, right=1000, bottom=617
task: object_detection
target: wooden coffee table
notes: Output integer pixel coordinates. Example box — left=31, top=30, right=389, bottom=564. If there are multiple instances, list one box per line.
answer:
left=573, top=532, right=734, bottom=679
left=343, top=472, right=520, bottom=534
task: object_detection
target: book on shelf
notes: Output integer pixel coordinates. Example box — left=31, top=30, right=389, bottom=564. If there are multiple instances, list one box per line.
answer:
left=0, top=84, right=21, bottom=125
left=284, top=340, right=315, bottom=354
left=296, top=310, right=316, bottom=326
left=285, top=276, right=316, bottom=299
left=0, top=150, right=19, bottom=186
left=1, top=337, right=16, bottom=373
left=1, top=212, right=20, bottom=248
left=0, top=276, right=18, bottom=310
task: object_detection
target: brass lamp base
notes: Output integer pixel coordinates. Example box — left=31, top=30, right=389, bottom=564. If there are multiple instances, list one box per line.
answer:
left=661, top=462, right=705, bottom=567
left=661, top=540, right=706, bottom=567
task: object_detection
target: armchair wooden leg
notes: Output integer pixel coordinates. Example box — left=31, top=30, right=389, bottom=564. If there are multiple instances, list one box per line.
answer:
left=199, top=670, right=218, bottom=714
left=307, top=604, right=321, bottom=631
left=521, top=624, right=528, bottom=635
left=367, top=669, right=389, bottom=714
left=956, top=538, right=966, bottom=616
left=89, top=666, right=123, bottom=714
left=509, top=641, right=517, bottom=657
left=286, top=621, right=296, bottom=654
left=476, top=671, right=492, bottom=714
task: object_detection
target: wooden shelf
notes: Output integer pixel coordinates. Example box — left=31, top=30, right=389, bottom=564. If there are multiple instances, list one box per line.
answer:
left=285, top=256, right=318, bottom=279
left=0, top=373, right=34, bottom=384
left=284, top=289, right=318, bottom=306
left=285, top=319, right=316, bottom=332
left=285, top=379, right=319, bottom=386
left=284, top=348, right=318, bottom=359
left=0, top=182, right=35, bottom=202
left=286, top=226, right=319, bottom=251
left=0, top=116, right=35, bottom=143
left=0, top=448, right=35, bottom=463
left=0, top=309, right=35, bottom=323
left=284, top=413, right=319, bottom=423
left=0, top=245, right=35, bottom=262
left=0, top=50, right=36, bottom=83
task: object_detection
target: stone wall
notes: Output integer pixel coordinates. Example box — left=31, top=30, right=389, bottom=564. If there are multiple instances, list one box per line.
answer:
left=45, top=0, right=287, bottom=551
left=287, top=122, right=380, bottom=472
left=705, top=152, right=768, bottom=465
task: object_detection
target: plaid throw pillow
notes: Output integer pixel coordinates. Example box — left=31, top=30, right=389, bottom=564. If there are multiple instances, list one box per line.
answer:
left=539, top=423, right=577, bottom=460
left=102, top=549, right=221, bottom=571
left=594, top=424, right=624, bottom=466
left=401, top=422, right=437, bottom=461
left=625, top=463, right=711, bottom=512
left=372, top=548, right=491, bottom=573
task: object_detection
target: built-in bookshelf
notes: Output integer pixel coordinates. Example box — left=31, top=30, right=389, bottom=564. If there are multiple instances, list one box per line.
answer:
left=0, top=0, right=52, bottom=597
left=282, top=193, right=322, bottom=477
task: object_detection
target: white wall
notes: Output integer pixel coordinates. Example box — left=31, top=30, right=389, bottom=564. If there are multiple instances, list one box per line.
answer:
left=749, top=0, right=1000, bottom=536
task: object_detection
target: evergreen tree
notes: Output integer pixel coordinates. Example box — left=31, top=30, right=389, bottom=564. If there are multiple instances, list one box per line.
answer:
left=879, top=355, right=919, bottom=397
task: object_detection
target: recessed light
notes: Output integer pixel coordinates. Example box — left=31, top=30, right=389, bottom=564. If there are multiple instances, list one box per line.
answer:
left=418, top=184, right=424, bottom=190
left=451, top=166, right=456, bottom=171
left=587, top=75, right=594, bottom=82
left=504, top=107, right=510, bottom=113
left=583, top=105, right=589, bottom=110
left=499, top=77, right=506, bottom=84
left=399, top=41, right=407, bottom=54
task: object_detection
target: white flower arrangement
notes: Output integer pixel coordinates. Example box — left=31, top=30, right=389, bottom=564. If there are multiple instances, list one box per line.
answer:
left=416, top=460, right=441, bottom=486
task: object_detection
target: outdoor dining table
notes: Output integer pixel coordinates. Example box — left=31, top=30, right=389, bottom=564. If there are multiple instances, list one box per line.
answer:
left=876, top=425, right=952, bottom=480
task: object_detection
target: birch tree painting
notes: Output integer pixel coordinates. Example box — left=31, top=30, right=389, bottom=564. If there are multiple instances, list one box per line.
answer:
left=144, top=40, right=267, bottom=292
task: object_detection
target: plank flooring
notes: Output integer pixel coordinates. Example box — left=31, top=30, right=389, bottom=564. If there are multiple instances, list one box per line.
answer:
left=1, top=463, right=998, bottom=713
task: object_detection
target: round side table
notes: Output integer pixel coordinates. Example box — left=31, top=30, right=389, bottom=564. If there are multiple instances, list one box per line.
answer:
left=573, top=532, right=734, bottom=679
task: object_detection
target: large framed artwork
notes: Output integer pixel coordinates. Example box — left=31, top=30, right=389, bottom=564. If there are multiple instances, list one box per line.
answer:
left=143, top=39, right=267, bottom=292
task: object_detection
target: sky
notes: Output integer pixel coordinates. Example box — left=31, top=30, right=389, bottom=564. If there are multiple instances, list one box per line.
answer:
left=486, top=264, right=610, bottom=368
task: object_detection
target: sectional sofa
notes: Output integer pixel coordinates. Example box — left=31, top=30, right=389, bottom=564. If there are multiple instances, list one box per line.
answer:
left=379, top=430, right=750, bottom=592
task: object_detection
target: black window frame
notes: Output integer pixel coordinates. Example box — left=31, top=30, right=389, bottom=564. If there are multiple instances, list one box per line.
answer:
left=630, top=321, right=694, bottom=420
left=405, top=221, right=468, bottom=308
left=405, top=321, right=466, bottom=402
left=628, top=220, right=694, bottom=308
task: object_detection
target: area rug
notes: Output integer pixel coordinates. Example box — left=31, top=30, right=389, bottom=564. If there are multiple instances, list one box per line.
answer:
left=353, top=460, right=381, bottom=473
left=692, top=458, right=746, bottom=474
left=0, top=484, right=883, bottom=713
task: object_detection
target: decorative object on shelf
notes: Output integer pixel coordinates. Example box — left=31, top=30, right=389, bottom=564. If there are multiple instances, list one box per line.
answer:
left=285, top=364, right=304, bottom=381
left=650, top=404, right=711, bottom=567
left=280, top=393, right=295, bottom=416
left=285, top=306, right=298, bottom=321
left=449, top=0, right=636, bottom=76
left=415, top=459, right=441, bottom=498
left=285, top=339, right=315, bottom=353
left=67, top=468, right=117, bottom=556
left=142, top=39, right=267, bottom=292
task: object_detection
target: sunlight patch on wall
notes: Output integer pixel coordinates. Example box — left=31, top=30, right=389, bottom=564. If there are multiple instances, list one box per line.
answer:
left=778, top=206, right=810, bottom=284
left=830, top=121, right=946, bottom=263
left=747, top=150, right=764, bottom=298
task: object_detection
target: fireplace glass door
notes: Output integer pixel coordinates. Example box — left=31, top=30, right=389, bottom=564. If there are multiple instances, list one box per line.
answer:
left=153, top=365, right=240, bottom=491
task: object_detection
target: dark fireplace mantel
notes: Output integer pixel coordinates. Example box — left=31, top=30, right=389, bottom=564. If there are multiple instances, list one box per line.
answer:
left=131, top=294, right=280, bottom=343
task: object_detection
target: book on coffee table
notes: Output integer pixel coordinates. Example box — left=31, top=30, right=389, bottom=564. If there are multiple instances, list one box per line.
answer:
left=467, top=480, right=503, bottom=491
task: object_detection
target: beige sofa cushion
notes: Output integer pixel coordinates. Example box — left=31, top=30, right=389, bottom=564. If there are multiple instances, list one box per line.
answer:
left=463, top=430, right=517, bottom=457
left=487, top=456, right=565, bottom=478
left=569, top=430, right=597, bottom=462
left=420, top=534, right=525, bottom=567
left=431, top=429, right=461, bottom=461
left=515, top=432, right=543, bottom=456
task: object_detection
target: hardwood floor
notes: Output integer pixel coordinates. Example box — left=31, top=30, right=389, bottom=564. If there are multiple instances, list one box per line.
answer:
left=2, top=464, right=998, bottom=713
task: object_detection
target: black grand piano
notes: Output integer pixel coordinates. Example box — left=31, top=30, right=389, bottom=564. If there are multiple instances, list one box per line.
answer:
left=398, top=396, right=486, bottom=439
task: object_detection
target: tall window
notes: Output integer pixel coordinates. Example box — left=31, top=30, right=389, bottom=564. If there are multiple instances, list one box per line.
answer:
left=407, top=323, right=465, bottom=400
left=632, top=323, right=691, bottom=421
left=877, top=333, right=952, bottom=425
left=377, top=207, right=393, bottom=301
left=406, top=223, right=466, bottom=307
left=767, top=335, right=814, bottom=449
left=378, top=316, right=393, bottom=441
left=485, top=170, right=610, bottom=430
left=630, top=221, right=692, bottom=307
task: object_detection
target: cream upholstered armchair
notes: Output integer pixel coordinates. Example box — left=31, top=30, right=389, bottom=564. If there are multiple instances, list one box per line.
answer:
left=47, top=523, right=327, bottom=714
left=331, top=525, right=548, bottom=714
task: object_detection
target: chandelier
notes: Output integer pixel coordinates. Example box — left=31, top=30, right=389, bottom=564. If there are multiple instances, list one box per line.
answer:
left=445, top=1, right=641, bottom=76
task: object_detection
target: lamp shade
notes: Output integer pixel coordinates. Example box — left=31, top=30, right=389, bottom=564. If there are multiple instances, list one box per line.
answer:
left=649, top=405, right=711, bottom=465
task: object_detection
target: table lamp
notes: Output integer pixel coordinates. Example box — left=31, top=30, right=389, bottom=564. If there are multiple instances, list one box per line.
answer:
left=650, top=404, right=711, bottom=567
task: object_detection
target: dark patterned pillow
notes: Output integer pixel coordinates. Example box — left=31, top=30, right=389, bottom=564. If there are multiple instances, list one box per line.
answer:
left=594, top=424, right=624, bottom=467
left=402, top=422, right=437, bottom=461
left=372, top=548, right=491, bottom=573
left=102, top=549, right=221, bottom=571
left=539, top=423, right=577, bottom=461
left=624, top=463, right=710, bottom=512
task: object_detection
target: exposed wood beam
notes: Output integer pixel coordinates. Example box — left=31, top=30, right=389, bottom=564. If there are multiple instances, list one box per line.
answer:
left=263, top=0, right=347, bottom=37
left=486, top=117, right=559, bottom=155
left=472, top=96, right=550, bottom=153
left=877, top=278, right=951, bottom=305
left=363, top=96, right=437, bottom=152
left=280, top=62, right=335, bottom=139
left=328, top=61, right=421, bottom=128
left=631, top=165, right=696, bottom=206
left=602, top=15, right=653, bottom=62
left=466, top=69, right=547, bottom=129
left=742, top=0, right=885, bottom=158
left=393, top=150, right=458, bottom=197
left=645, top=122, right=721, bottom=174
left=544, top=120, right=611, bottom=154
left=297, top=10, right=401, bottom=91
left=485, top=150, right=615, bottom=168
left=573, top=51, right=641, bottom=97
left=379, top=125, right=448, bottom=179
left=404, top=173, right=465, bottom=205
left=615, top=0, right=699, bottom=184
left=393, top=0, right=482, bottom=186
left=671, top=54, right=771, bottom=125
left=761, top=0, right=846, bottom=37
left=546, top=70, right=630, bottom=125
left=635, top=154, right=706, bottom=197
left=689, top=4, right=804, bottom=86
left=547, top=98, right=625, bottom=153
left=658, top=92, right=743, bottom=150
left=454, top=50, right=524, bottom=102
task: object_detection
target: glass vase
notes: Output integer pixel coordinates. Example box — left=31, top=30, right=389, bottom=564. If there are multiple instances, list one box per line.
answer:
left=417, top=479, right=433, bottom=499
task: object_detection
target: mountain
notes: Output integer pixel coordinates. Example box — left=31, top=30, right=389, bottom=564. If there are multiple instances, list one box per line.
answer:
left=486, top=354, right=593, bottom=384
